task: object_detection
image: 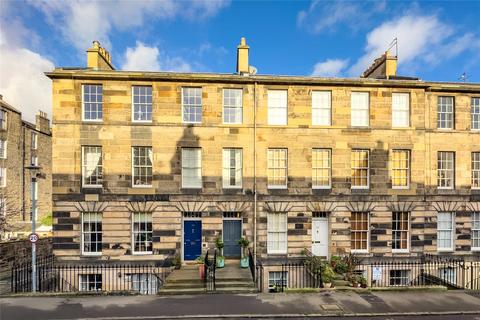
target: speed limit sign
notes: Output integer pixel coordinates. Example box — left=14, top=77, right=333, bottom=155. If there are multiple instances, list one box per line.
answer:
left=29, top=233, right=39, bottom=243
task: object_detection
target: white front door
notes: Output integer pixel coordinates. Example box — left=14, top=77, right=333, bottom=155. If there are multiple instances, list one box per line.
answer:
left=312, top=218, right=329, bottom=257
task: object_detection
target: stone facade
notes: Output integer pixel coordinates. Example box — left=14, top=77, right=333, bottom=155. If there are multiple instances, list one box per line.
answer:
left=47, top=41, right=480, bottom=268
left=0, top=95, right=52, bottom=240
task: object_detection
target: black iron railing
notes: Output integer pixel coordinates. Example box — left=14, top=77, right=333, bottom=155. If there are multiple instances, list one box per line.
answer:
left=364, top=258, right=479, bottom=289
left=204, top=249, right=216, bottom=292
left=248, top=248, right=255, bottom=281
left=278, top=261, right=323, bottom=292
left=11, top=257, right=173, bottom=295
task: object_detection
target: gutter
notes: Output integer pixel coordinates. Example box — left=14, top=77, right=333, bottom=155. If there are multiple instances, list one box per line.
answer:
left=253, top=81, right=258, bottom=263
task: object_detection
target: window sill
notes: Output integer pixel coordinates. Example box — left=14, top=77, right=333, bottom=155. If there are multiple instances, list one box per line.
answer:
left=392, top=250, right=410, bottom=254
left=312, top=186, right=331, bottom=190
left=132, top=120, right=153, bottom=124
left=132, top=185, right=153, bottom=189
left=82, top=185, right=103, bottom=189
left=132, top=251, right=153, bottom=255
left=351, top=250, right=369, bottom=254
left=223, top=186, right=243, bottom=190
left=437, top=249, right=454, bottom=253
left=437, top=187, right=455, bottom=190
left=392, top=186, right=410, bottom=190
left=268, top=186, right=288, bottom=190
left=181, top=186, right=202, bottom=190
left=82, top=119, right=103, bottom=123
left=82, top=252, right=102, bottom=257
left=351, top=187, right=370, bottom=190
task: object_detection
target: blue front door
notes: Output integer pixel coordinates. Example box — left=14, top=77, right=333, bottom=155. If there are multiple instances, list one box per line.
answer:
left=184, top=220, right=202, bottom=261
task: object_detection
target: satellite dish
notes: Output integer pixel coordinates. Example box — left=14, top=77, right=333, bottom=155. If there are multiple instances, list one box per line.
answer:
left=249, top=66, right=257, bottom=75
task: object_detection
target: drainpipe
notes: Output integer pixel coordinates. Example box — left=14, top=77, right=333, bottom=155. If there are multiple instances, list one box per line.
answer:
left=253, top=81, right=258, bottom=262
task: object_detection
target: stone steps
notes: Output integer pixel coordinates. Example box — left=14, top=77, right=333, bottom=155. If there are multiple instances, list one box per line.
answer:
left=158, top=263, right=256, bottom=295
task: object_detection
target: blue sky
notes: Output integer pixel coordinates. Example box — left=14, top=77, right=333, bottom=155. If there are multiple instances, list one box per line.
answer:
left=1, top=0, right=479, bottom=121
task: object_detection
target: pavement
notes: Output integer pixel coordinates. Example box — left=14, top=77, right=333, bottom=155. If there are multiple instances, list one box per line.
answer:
left=1, top=291, right=480, bottom=320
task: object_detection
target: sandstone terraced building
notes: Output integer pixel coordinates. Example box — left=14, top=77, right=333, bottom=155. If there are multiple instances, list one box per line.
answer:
left=0, top=95, right=52, bottom=240
left=47, top=39, right=480, bottom=280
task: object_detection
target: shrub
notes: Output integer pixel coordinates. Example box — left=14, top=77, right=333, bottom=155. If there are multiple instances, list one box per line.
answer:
left=321, top=264, right=335, bottom=284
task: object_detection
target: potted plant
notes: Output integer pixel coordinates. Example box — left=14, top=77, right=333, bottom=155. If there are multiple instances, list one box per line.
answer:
left=215, top=237, right=225, bottom=268
left=238, top=237, right=250, bottom=268
left=358, top=275, right=367, bottom=288
left=321, top=264, right=335, bottom=288
left=196, top=255, right=205, bottom=279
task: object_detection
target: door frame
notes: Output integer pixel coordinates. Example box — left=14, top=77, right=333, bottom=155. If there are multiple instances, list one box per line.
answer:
left=312, top=215, right=330, bottom=258
left=182, top=217, right=202, bottom=262
left=222, top=216, right=243, bottom=258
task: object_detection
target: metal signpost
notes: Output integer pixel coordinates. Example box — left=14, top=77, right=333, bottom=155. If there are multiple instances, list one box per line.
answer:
left=30, top=177, right=37, bottom=293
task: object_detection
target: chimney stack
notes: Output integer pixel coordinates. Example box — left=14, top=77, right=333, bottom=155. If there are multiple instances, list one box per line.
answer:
left=36, top=110, right=50, bottom=134
left=236, top=37, right=250, bottom=75
left=87, top=40, right=115, bottom=71
left=361, top=50, right=397, bottom=79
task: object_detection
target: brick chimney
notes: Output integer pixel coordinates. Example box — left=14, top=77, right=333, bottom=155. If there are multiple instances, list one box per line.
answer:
left=36, top=110, right=50, bottom=134
left=87, top=40, right=115, bottom=70
left=361, top=50, right=397, bottom=79
left=236, top=37, right=250, bottom=75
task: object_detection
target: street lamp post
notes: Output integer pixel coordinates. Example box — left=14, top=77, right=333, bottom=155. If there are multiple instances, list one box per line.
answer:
left=31, top=176, right=37, bottom=293
left=25, top=165, right=43, bottom=293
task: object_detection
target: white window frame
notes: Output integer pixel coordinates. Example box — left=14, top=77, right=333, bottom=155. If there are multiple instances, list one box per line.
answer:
left=31, top=132, right=38, bottom=150
left=267, top=213, right=288, bottom=254
left=82, top=84, right=103, bottom=122
left=222, top=148, right=242, bottom=189
left=223, top=88, right=243, bottom=124
left=350, top=211, right=369, bottom=253
left=351, top=149, right=369, bottom=189
left=391, top=149, right=410, bottom=189
left=472, top=97, right=480, bottom=131
left=81, top=212, right=102, bottom=256
left=132, top=147, right=153, bottom=188
left=182, top=87, right=202, bottom=124
left=0, top=140, right=7, bottom=159
left=131, top=86, right=153, bottom=123
left=437, top=96, right=454, bottom=130
left=392, top=93, right=410, bottom=128
left=267, top=148, right=288, bottom=189
left=131, top=212, right=153, bottom=255
left=312, top=148, right=331, bottom=189
left=82, top=146, right=103, bottom=188
left=389, top=269, right=410, bottom=286
left=312, top=91, right=331, bottom=126
left=0, top=109, right=7, bottom=130
left=437, top=212, right=455, bottom=252
left=181, top=148, right=202, bottom=189
left=392, top=211, right=410, bottom=253
left=472, top=152, right=480, bottom=190
left=268, top=90, right=288, bottom=125
left=268, top=271, right=288, bottom=290
left=79, top=274, right=102, bottom=292
left=351, top=92, right=369, bottom=127
left=0, top=167, right=6, bottom=187
left=437, top=151, right=455, bottom=190
left=472, top=212, right=480, bottom=251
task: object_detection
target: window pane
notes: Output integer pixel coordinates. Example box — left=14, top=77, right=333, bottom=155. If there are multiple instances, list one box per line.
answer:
left=267, top=149, right=287, bottom=187
left=437, top=96, right=454, bottom=129
left=182, top=88, right=202, bottom=123
left=268, top=90, right=287, bottom=125
left=182, top=148, right=202, bottom=188
left=392, top=93, right=410, bottom=127
left=223, top=89, right=243, bottom=124
left=132, top=147, right=153, bottom=186
left=312, top=91, right=331, bottom=126
left=351, top=92, right=369, bottom=127
left=83, top=84, right=103, bottom=121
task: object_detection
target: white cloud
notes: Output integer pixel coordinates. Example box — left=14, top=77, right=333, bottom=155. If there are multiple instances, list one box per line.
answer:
left=121, top=41, right=191, bottom=72
left=30, top=0, right=230, bottom=52
left=0, top=14, right=54, bottom=122
left=311, top=59, right=349, bottom=77
left=310, top=13, right=480, bottom=78
left=297, top=0, right=386, bottom=33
